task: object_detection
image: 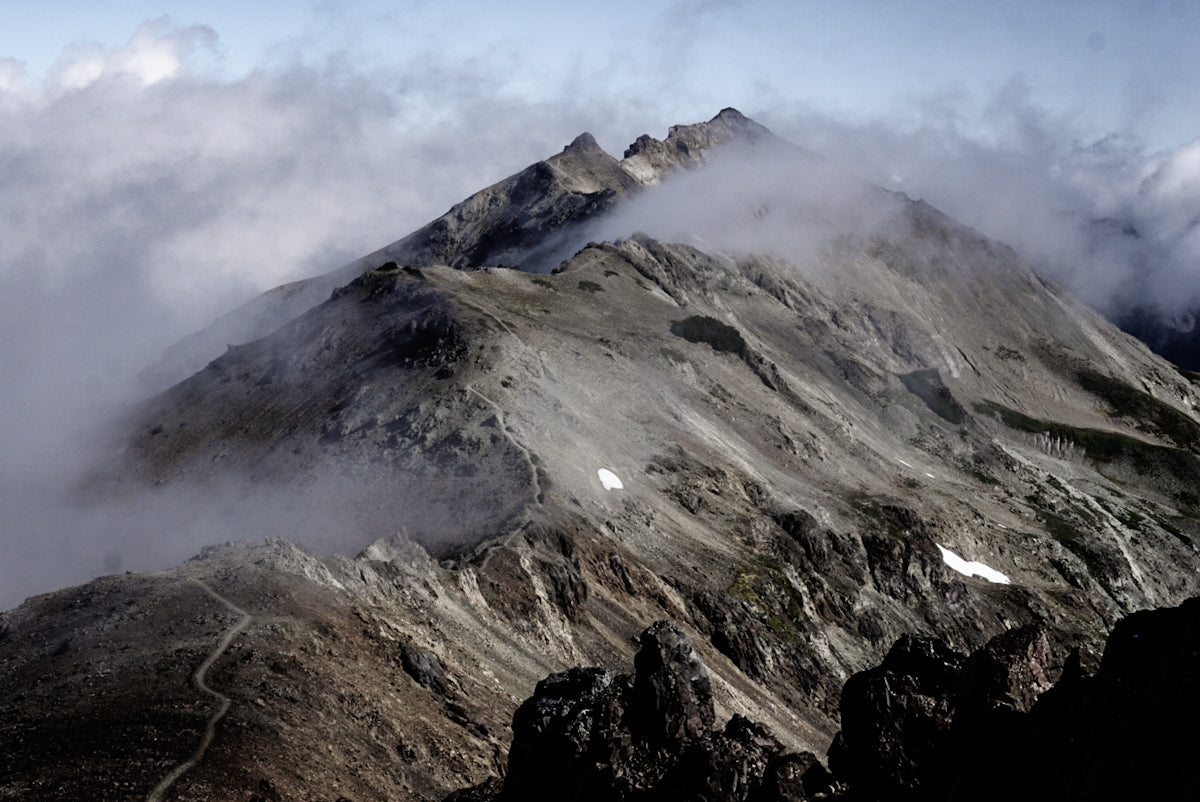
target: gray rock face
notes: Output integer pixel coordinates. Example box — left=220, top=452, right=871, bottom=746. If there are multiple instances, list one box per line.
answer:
left=630, top=619, right=715, bottom=742
left=7, top=110, right=1200, bottom=799
left=619, top=107, right=775, bottom=184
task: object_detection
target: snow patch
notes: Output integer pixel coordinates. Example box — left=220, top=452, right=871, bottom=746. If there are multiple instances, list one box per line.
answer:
left=598, top=468, right=623, bottom=491
left=936, top=544, right=1011, bottom=585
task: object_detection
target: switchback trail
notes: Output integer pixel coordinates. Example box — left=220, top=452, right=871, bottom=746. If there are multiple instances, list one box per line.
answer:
left=467, top=384, right=542, bottom=503
left=146, top=578, right=252, bottom=802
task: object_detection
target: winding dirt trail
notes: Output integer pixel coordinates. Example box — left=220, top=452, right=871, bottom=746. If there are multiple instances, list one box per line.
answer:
left=468, top=384, right=542, bottom=500
left=146, top=578, right=252, bottom=802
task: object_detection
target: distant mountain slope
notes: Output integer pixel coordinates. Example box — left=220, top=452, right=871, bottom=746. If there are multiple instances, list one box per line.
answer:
left=6, top=111, right=1200, bottom=800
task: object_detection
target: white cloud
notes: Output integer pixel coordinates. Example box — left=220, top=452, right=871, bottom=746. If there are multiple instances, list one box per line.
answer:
left=0, top=57, right=26, bottom=93
left=764, top=92, right=1200, bottom=320
left=45, top=20, right=217, bottom=92
left=0, top=21, right=616, bottom=607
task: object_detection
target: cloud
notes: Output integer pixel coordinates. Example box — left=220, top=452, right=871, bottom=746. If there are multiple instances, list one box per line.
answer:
left=0, top=21, right=623, bottom=607
left=43, top=19, right=218, bottom=91
left=761, top=88, right=1200, bottom=321
left=571, top=136, right=907, bottom=274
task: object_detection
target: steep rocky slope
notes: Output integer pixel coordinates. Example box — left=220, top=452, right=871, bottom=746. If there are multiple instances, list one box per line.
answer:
left=4, top=111, right=1200, bottom=800
left=144, top=109, right=771, bottom=391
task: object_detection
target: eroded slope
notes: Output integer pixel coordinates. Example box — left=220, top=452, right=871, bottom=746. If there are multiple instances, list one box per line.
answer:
left=7, top=111, right=1200, bottom=800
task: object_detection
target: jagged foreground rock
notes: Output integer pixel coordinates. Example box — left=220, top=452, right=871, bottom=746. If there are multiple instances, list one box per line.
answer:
left=826, top=596, right=1200, bottom=800
left=480, top=599, right=1199, bottom=801
left=448, top=620, right=838, bottom=802
left=4, top=110, right=1200, bottom=799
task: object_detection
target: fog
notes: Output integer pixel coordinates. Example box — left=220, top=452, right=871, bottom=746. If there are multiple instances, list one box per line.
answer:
left=575, top=137, right=909, bottom=273
left=764, top=92, right=1200, bottom=323
left=3, top=22, right=1200, bottom=608
left=0, top=24, right=619, bottom=607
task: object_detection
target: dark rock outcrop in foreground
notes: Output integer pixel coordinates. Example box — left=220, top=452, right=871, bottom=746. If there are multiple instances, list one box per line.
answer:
left=447, top=620, right=837, bottom=802
left=829, top=597, right=1200, bottom=801
left=475, top=599, right=1200, bottom=802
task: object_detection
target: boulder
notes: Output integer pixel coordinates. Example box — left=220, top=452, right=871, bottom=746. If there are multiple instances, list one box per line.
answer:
left=630, top=619, right=716, bottom=742
left=450, top=620, right=831, bottom=802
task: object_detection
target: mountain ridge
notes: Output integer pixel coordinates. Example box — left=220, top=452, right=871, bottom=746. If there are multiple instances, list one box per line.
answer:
left=142, top=108, right=775, bottom=391
left=5, top=110, right=1200, bottom=800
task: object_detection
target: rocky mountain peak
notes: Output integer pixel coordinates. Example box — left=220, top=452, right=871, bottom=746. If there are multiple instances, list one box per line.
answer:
left=619, top=106, right=774, bottom=185
left=139, top=111, right=790, bottom=388
left=8, top=109, right=1200, bottom=800
left=562, top=131, right=604, bottom=155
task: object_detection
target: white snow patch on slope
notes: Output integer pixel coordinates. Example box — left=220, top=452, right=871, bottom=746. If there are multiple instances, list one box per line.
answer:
left=598, top=468, right=623, bottom=491
left=936, top=544, right=1010, bottom=584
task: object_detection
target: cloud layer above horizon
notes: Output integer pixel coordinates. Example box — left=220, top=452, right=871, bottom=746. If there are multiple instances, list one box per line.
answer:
left=1, top=13, right=1199, bottom=606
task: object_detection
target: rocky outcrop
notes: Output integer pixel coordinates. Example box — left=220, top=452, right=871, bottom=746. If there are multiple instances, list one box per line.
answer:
left=377, top=131, right=640, bottom=274
left=829, top=598, right=1200, bottom=800
left=451, top=620, right=837, bottom=802
left=830, top=635, right=967, bottom=801
left=619, top=107, right=775, bottom=185
left=629, top=620, right=716, bottom=743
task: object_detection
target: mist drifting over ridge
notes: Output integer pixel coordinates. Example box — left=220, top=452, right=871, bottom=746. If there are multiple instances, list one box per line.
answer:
left=3, top=20, right=1200, bottom=607
left=571, top=136, right=909, bottom=274
left=766, top=97, right=1200, bottom=326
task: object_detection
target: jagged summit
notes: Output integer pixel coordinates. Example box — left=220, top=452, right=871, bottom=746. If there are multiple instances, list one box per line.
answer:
left=620, top=106, right=775, bottom=184
left=561, top=131, right=604, bottom=154
left=367, top=106, right=776, bottom=271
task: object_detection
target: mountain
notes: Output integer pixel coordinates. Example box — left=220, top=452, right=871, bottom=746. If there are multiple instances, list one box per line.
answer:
left=140, top=108, right=773, bottom=392
left=4, top=110, right=1200, bottom=800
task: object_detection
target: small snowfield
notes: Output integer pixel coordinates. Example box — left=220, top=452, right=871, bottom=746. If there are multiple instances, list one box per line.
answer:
left=597, top=468, right=623, bottom=490
left=936, top=544, right=1010, bottom=584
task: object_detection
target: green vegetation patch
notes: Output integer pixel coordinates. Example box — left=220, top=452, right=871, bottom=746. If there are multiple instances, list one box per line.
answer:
left=728, top=557, right=805, bottom=639
left=899, top=369, right=966, bottom=425
left=670, top=316, right=747, bottom=355
left=577, top=280, right=604, bottom=293
left=973, top=399, right=1200, bottom=480
left=730, top=572, right=765, bottom=609
left=1076, top=368, right=1200, bottom=451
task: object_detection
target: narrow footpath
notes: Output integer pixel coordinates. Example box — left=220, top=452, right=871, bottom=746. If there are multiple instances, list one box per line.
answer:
left=146, top=578, right=252, bottom=802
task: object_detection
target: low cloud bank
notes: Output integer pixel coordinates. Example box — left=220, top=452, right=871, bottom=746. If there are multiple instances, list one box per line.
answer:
left=575, top=136, right=908, bottom=273
left=0, top=23, right=609, bottom=607
left=766, top=93, right=1200, bottom=324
